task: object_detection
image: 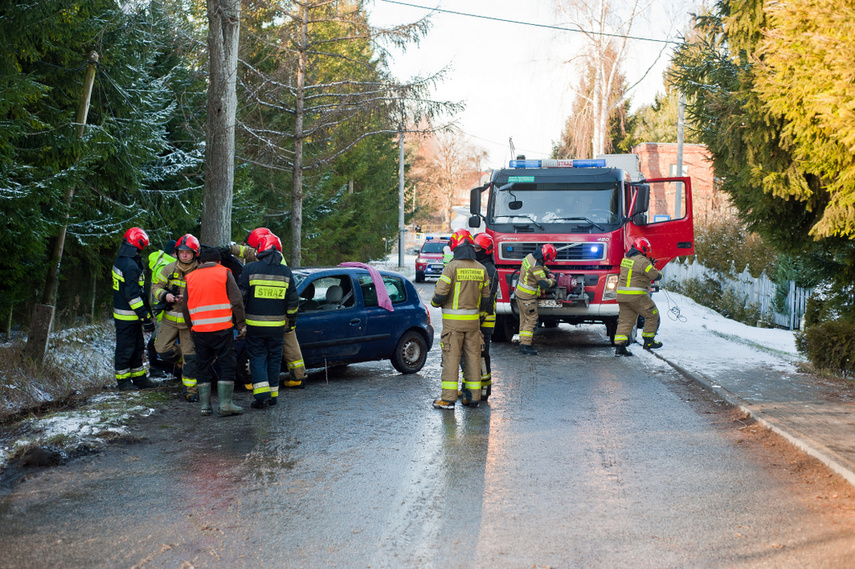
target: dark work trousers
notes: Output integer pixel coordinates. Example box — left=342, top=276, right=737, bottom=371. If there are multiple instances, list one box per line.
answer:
left=193, top=329, right=236, bottom=387
left=114, top=319, right=146, bottom=384
left=246, top=331, right=285, bottom=401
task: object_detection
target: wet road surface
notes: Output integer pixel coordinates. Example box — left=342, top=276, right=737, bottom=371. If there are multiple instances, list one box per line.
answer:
left=0, top=282, right=853, bottom=568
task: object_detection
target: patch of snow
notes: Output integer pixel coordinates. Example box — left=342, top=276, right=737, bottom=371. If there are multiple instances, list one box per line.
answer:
left=0, top=392, right=156, bottom=471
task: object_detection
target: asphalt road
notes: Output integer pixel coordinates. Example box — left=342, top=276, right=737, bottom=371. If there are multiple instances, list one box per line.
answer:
left=0, top=282, right=853, bottom=568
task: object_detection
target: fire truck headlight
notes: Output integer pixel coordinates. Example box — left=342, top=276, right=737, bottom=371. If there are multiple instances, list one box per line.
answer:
left=603, top=274, right=619, bottom=301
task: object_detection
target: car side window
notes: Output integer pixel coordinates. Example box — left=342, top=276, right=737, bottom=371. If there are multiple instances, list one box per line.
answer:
left=299, top=275, right=355, bottom=312
left=359, top=275, right=407, bottom=307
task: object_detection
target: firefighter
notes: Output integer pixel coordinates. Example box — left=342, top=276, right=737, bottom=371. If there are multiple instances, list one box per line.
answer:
left=111, top=227, right=157, bottom=391
left=152, top=234, right=200, bottom=402
left=515, top=243, right=557, bottom=355
left=181, top=247, right=247, bottom=416
left=238, top=233, right=300, bottom=408
left=473, top=233, right=498, bottom=402
left=227, top=227, right=307, bottom=388
left=145, top=239, right=176, bottom=372
left=614, top=236, right=662, bottom=356
left=431, top=229, right=491, bottom=410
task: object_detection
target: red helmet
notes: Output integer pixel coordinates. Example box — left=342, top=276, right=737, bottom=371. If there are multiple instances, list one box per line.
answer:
left=175, top=233, right=201, bottom=256
left=541, top=243, right=557, bottom=263
left=632, top=236, right=652, bottom=256
left=449, top=229, right=474, bottom=251
left=473, top=233, right=494, bottom=256
left=257, top=233, right=282, bottom=253
left=124, top=227, right=149, bottom=250
left=246, top=227, right=271, bottom=249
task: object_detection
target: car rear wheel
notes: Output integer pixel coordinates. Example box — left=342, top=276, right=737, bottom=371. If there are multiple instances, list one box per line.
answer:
left=391, top=330, right=428, bottom=374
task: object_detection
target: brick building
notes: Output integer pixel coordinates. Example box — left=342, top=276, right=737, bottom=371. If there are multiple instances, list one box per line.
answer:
left=632, top=142, right=733, bottom=223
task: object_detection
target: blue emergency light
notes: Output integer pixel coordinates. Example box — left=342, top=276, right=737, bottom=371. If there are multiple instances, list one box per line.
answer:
left=509, top=158, right=606, bottom=169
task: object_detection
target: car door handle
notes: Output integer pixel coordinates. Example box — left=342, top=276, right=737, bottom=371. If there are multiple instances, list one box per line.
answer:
left=349, top=318, right=361, bottom=325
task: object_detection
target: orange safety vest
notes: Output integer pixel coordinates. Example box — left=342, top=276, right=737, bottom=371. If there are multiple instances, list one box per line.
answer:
left=185, top=264, right=234, bottom=332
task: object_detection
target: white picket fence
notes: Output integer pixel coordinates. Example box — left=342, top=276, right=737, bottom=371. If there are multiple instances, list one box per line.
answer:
left=661, top=260, right=811, bottom=330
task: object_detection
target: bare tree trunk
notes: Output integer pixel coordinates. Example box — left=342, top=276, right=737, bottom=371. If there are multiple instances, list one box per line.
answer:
left=42, top=51, right=98, bottom=306
left=289, top=3, right=309, bottom=267
left=202, top=0, right=240, bottom=247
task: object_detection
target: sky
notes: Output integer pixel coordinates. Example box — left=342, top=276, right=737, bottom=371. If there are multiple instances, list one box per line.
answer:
left=367, top=0, right=697, bottom=169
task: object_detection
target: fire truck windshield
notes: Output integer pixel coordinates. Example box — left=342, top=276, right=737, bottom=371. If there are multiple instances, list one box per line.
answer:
left=491, top=184, right=620, bottom=230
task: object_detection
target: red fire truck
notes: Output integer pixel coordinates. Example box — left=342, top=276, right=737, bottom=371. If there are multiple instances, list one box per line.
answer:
left=468, top=155, right=695, bottom=343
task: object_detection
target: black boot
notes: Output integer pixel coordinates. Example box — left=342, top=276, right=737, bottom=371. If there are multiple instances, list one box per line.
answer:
left=614, top=343, right=634, bottom=357
left=519, top=344, right=538, bottom=355
left=132, top=375, right=158, bottom=389
left=643, top=338, right=663, bottom=350
left=251, top=395, right=271, bottom=409
left=117, top=378, right=136, bottom=391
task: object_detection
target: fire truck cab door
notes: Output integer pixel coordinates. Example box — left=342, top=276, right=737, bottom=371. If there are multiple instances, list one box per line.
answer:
left=626, top=177, right=694, bottom=270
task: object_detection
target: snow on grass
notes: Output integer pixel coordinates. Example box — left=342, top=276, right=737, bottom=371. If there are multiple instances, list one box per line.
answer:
left=0, top=391, right=163, bottom=470
left=652, top=288, right=803, bottom=377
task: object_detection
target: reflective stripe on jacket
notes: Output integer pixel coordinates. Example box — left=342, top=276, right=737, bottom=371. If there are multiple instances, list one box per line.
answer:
left=432, top=259, right=489, bottom=322
left=617, top=253, right=661, bottom=297
left=112, top=242, right=149, bottom=322
left=152, top=260, right=197, bottom=328
left=239, top=250, right=298, bottom=330
left=515, top=253, right=553, bottom=300
left=185, top=264, right=234, bottom=332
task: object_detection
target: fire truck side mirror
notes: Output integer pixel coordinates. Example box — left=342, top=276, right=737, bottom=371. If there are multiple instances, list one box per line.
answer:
left=470, top=184, right=488, bottom=215
left=468, top=215, right=480, bottom=228
left=630, top=184, right=650, bottom=216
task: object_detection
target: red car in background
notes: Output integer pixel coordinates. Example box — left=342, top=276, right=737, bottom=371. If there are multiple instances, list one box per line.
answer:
left=414, top=236, right=449, bottom=283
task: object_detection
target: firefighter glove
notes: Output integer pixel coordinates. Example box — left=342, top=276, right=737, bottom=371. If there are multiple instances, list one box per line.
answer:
left=142, top=317, right=155, bottom=333
left=236, top=326, right=247, bottom=340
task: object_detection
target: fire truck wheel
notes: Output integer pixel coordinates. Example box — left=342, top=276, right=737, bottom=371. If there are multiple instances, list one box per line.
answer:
left=493, top=314, right=518, bottom=343
left=605, top=318, right=618, bottom=346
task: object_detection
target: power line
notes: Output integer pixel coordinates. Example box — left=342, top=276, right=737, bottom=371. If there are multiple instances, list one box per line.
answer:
left=379, top=0, right=680, bottom=45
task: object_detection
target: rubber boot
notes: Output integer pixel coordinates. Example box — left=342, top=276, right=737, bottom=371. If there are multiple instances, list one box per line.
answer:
left=519, top=344, right=538, bottom=355
left=198, top=382, right=213, bottom=416
left=217, top=382, right=243, bottom=416
left=117, top=378, right=135, bottom=391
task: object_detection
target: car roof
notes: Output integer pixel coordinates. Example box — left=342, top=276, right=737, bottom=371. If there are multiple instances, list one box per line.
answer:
left=292, top=266, right=406, bottom=279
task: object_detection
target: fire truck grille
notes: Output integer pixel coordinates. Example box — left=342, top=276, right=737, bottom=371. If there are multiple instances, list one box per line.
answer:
left=499, top=242, right=606, bottom=262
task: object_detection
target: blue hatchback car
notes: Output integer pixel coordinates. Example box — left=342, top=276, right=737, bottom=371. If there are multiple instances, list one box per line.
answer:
left=236, top=265, right=434, bottom=384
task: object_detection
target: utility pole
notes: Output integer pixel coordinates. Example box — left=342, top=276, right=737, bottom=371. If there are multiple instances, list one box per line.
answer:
left=676, top=92, right=685, bottom=220
left=27, top=51, right=98, bottom=362
left=397, top=120, right=405, bottom=268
